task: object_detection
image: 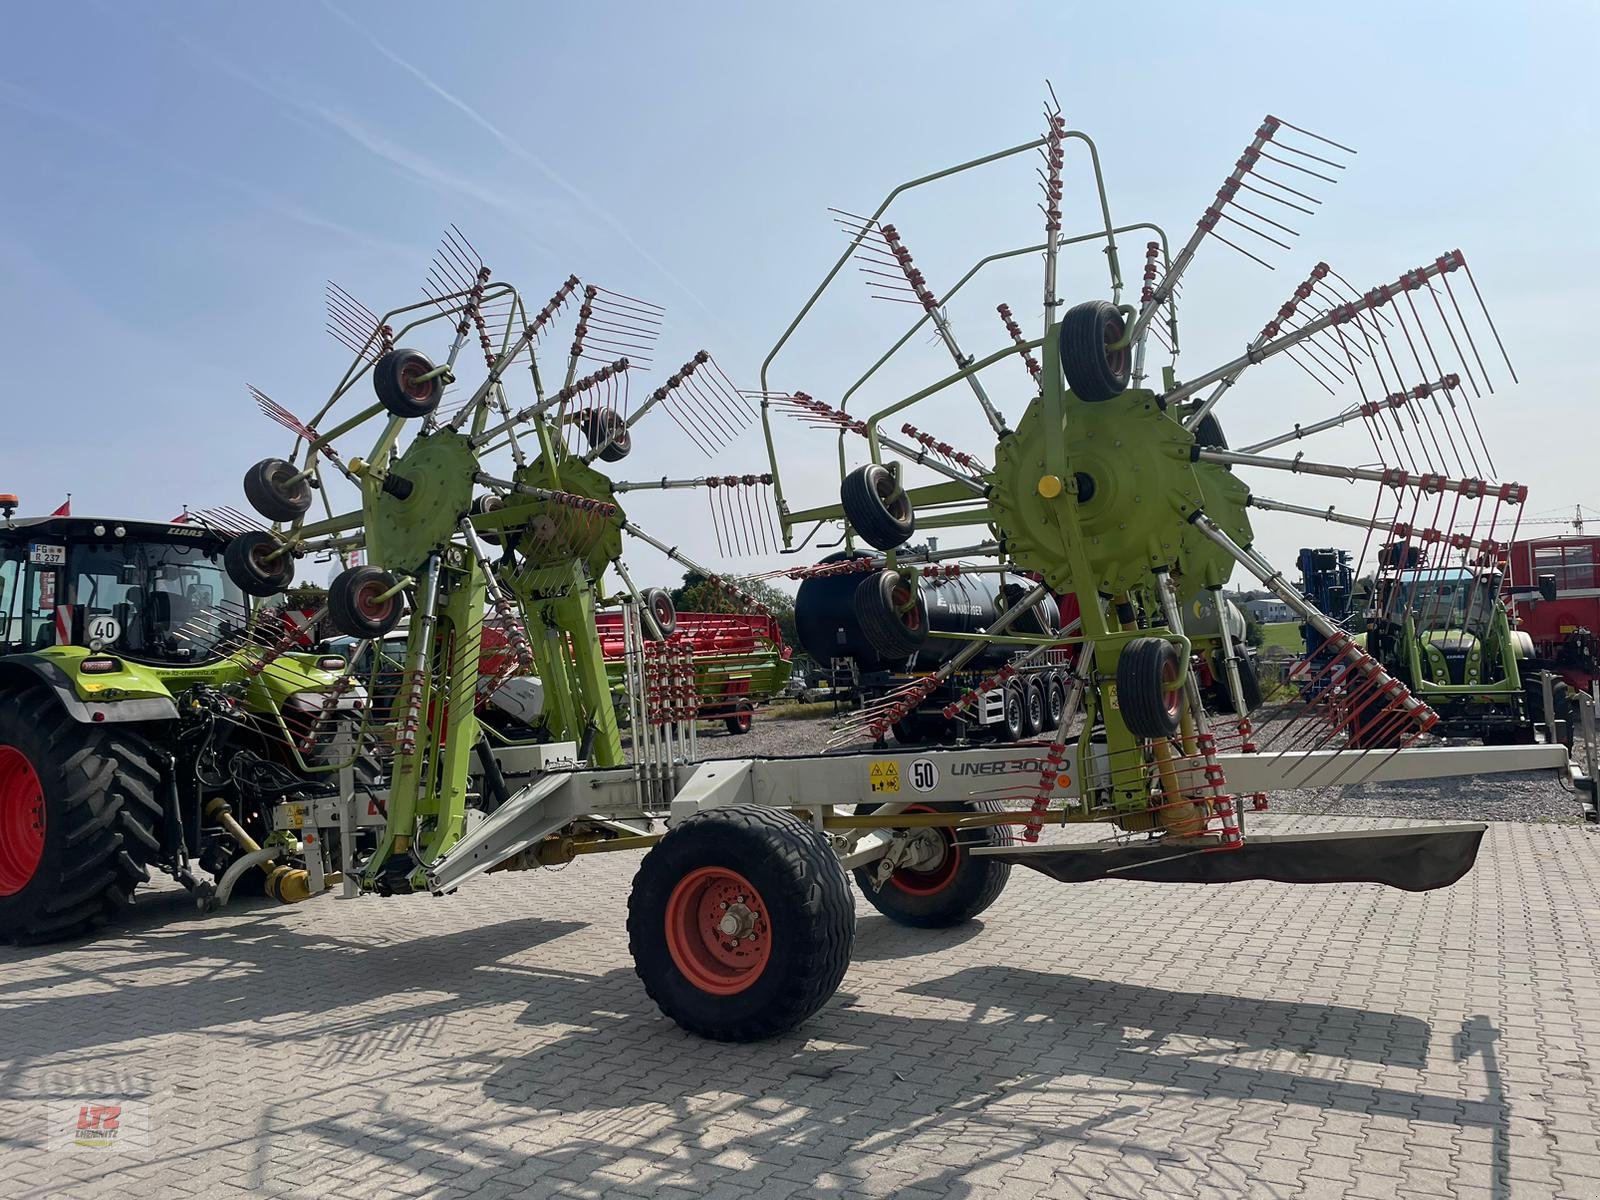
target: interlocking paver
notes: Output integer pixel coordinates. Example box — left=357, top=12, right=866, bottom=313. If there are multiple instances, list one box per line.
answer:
left=1, top=815, right=1598, bottom=1199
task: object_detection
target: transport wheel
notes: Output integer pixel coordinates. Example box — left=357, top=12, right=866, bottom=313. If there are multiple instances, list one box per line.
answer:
left=840, top=463, right=915, bottom=550
left=584, top=409, right=632, bottom=462
left=999, top=681, right=1025, bottom=741
left=641, top=588, right=677, bottom=639
left=1192, top=411, right=1228, bottom=450
left=0, top=687, right=160, bottom=944
left=1046, top=674, right=1066, bottom=730
left=890, top=717, right=925, bottom=746
left=242, top=457, right=313, bottom=522
left=224, top=530, right=295, bottom=597
left=723, top=703, right=754, bottom=735
left=998, top=582, right=1059, bottom=637
left=328, top=565, right=405, bottom=638
left=628, top=804, right=854, bottom=1042
left=1526, top=676, right=1573, bottom=748
left=1117, top=637, right=1184, bottom=738
left=1214, top=646, right=1264, bottom=714
left=1058, top=299, right=1131, bottom=402
left=372, top=347, right=444, bottom=418
left=1022, top=676, right=1045, bottom=737
left=852, top=801, right=1013, bottom=928
left=854, top=569, right=928, bottom=658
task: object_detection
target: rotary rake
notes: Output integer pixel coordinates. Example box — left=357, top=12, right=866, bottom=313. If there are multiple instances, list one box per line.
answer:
left=219, top=228, right=779, bottom=896
left=759, top=92, right=1569, bottom=876
left=161, top=105, right=1591, bottom=1046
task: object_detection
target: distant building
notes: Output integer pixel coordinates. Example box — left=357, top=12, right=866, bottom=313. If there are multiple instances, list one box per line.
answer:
left=1243, top=598, right=1294, bottom=624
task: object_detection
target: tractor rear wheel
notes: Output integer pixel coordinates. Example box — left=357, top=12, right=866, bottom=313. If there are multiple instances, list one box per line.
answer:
left=1527, top=676, right=1573, bottom=748
left=628, top=805, right=853, bottom=1041
left=0, top=688, right=162, bottom=943
left=853, top=801, right=1013, bottom=928
left=1059, top=300, right=1131, bottom=402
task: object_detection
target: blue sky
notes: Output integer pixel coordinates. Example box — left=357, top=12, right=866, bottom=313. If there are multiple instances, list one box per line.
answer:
left=1, top=0, right=1594, bottom=588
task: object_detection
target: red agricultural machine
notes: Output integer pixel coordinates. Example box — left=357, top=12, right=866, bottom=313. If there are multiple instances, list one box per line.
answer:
left=1508, top=532, right=1600, bottom=698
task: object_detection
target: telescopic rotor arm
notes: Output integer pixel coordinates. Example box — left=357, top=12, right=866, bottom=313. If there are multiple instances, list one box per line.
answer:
left=1163, top=254, right=1466, bottom=408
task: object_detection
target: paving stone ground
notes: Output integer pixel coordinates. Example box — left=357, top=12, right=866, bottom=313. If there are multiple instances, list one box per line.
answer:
left=2, top=813, right=1598, bottom=1199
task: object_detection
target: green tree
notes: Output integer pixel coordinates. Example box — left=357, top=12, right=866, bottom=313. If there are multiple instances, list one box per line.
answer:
left=668, top=571, right=798, bottom=650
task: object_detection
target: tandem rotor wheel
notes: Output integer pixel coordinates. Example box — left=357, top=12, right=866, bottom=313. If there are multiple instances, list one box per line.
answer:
left=852, top=801, right=1014, bottom=929
left=628, top=805, right=854, bottom=1042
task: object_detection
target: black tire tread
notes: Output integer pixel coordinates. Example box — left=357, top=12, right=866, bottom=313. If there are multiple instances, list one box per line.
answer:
left=841, top=464, right=915, bottom=551
left=0, top=687, right=161, bottom=944
left=853, top=799, right=1013, bottom=928
left=627, top=805, right=853, bottom=1042
left=853, top=570, right=927, bottom=659
left=1117, top=637, right=1183, bottom=738
left=1059, top=300, right=1130, bottom=402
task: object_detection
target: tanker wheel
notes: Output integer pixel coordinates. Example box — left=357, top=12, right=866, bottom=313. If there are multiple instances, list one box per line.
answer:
left=1116, top=637, right=1184, bottom=738
left=840, top=463, right=915, bottom=551
left=1046, top=673, right=1066, bottom=730
left=1059, top=299, right=1131, bottom=402
left=723, top=703, right=754, bottom=735
left=628, top=805, right=854, bottom=1041
left=1022, top=676, right=1046, bottom=737
left=0, top=687, right=162, bottom=944
left=852, top=801, right=1013, bottom=928
left=997, top=681, right=1026, bottom=742
left=1527, top=676, right=1573, bottom=749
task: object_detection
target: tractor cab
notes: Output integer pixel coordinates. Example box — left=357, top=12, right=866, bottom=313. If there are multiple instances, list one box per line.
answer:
left=0, top=514, right=244, bottom=665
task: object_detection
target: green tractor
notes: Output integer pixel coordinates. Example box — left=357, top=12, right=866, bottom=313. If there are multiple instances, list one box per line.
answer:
left=0, top=504, right=352, bottom=942
left=1361, top=559, right=1565, bottom=746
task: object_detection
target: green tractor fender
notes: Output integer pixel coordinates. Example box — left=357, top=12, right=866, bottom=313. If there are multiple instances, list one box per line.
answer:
left=0, top=650, right=179, bottom=724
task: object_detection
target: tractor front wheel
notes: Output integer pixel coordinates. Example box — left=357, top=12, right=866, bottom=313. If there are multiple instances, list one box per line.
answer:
left=0, top=687, right=162, bottom=943
left=852, top=801, right=1013, bottom=928
left=628, top=805, right=853, bottom=1041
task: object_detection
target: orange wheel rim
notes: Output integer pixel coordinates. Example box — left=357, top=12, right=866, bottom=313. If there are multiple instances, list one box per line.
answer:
left=664, top=866, right=772, bottom=995
left=0, top=746, right=45, bottom=896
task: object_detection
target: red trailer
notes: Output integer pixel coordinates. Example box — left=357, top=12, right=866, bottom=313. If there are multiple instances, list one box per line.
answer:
left=1507, top=534, right=1600, bottom=695
left=595, top=610, right=793, bottom=733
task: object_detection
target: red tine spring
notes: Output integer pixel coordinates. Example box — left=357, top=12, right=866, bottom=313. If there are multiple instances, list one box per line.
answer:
left=996, top=304, right=1042, bottom=380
